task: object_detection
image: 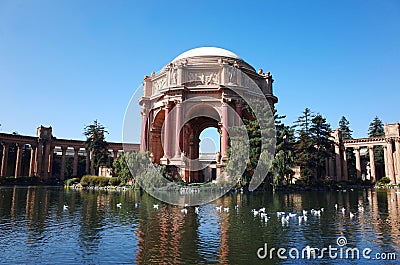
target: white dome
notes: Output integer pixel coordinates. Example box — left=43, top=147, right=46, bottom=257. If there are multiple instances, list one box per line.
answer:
left=172, top=47, right=241, bottom=62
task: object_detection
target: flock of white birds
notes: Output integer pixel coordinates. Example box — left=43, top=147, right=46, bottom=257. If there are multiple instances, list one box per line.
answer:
left=61, top=191, right=400, bottom=224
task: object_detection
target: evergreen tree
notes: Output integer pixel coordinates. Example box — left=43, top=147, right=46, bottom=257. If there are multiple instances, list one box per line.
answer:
left=294, top=107, right=314, bottom=134
left=368, top=116, right=384, bottom=137
left=83, top=120, right=110, bottom=174
left=293, top=108, right=315, bottom=182
left=338, top=116, right=356, bottom=178
left=309, top=114, right=334, bottom=180
left=368, top=117, right=385, bottom=178
left=339, top=116, right=353, bottom=139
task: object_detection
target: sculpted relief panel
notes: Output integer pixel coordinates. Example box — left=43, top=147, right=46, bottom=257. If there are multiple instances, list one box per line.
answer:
left=153, top=77, right=166, bottom=95
left=186, top=71, right=219, bottom=86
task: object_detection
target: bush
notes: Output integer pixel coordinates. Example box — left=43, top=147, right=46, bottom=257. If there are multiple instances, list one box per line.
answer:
left=80, top=175, right=121, bottom=187
left=376, top=176, right=391, bottom=186
left=64, top=178, right=80, bottom=186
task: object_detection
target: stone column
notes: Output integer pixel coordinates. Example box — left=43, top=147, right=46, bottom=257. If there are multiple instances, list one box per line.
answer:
left=90, top=150, right=95, bottom=175
left=329, top=158, right=335, bottom=178
left=140, top=110, right=147, bottom=152
left=342, top=149, right=348, bottom=181
left=163, top=103, right=171, bottom=159
left=85, top=150, right=90, bottom=174
left=354, top=147, right=361, bottom=178
left=368, top=146, right=376, bottom=183
left=325, top=158, right=329, bottom=177
left=335, top=144, right=342, bottom=181
left=1, top=143, right=9, bottom=176
left=60, top=146, right=67, bottom=181
left=15, top=143, right=23, bottom=178
left=385, top=141, right=396, bottom=183
left=221, top=102, right=229, bottom=160
left=113, top=149, right=119, bottom=160
left=174, top=103, right=182, bottom=158
left=48, top=146, right=54, bottom=178
left=42, top=143, right=50, bottom=178
left=29, top=144, right=37, bottom=176
left=73, top=147, right=79, bottom=177
left=35, top=143, right=43, bottom=176
left=235, top=101, right=243, bottom=126
left=384, top=146, right=389, bottom=177
left=395, top=140, right=400, bottom=184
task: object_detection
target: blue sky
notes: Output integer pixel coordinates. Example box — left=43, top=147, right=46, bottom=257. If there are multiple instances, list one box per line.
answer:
left=0, top=0, right=399, bottom=143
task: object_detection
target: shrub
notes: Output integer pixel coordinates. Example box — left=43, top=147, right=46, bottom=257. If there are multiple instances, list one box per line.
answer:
left=65, top=178, right=80, bottom=186
left=80, top=175, right=121, bottom=187
left=376, top=176, right=391, bottom=186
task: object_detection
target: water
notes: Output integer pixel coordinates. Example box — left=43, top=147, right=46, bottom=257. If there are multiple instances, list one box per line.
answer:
left=0, top=187, right=399, bottom=264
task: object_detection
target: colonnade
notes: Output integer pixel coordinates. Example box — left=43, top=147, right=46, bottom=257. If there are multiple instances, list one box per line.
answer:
left=0, top=126, right=138, bottom=180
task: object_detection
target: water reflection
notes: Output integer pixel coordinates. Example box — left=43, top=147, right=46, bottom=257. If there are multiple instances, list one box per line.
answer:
left=0, top=187, right=399, bottom=264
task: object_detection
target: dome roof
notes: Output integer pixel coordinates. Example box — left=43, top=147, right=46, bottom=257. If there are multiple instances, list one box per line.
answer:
left=172, top=47, right=241, bottom=62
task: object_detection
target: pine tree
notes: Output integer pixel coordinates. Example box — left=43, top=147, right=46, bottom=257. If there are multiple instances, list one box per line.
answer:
left=338, top=116, right=356, bottom=178
left=84, top=120, right=110, bottom=174
left=368, top=116, right=384, bottom=137
left=293, top=108, right=315, bottom=182
left=367, top=117, right=385, bottom=178
left=339, top=116, right=353, bottom=139
left=309, top=115, right=334, bottom=180
left=294, top=107, right=315, bottom=134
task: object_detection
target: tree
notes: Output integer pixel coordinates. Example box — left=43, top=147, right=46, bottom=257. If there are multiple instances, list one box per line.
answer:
left=294, top=109, right=334, bottom=182
left=368, top=116, right=384, bottom=137
left=339, top=116, right=353, bottom=140
left=309, top=114, right=334, bottom=180
left=294, top=107, right=314, bottom=134
left=338, top=116, right=356, bottom=179
left=293, top=108, right=315, bottom=182
left=368, top=116, right=385, bottom=179
left=113, top=152, right=151, bottom=185
left=272, top=124, right=295, bottom=185
left=83, top=120, right=110, bottom=175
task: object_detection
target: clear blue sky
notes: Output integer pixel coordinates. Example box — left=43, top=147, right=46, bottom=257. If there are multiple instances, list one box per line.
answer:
left=1, top=0, right=399, bottom=142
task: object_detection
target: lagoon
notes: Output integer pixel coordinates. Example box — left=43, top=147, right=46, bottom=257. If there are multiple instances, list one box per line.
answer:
left=0, top=186, right=399, bottom=264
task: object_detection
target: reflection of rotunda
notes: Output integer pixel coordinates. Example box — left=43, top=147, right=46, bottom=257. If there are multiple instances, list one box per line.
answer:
left=139, top=47, right=278, bottom=183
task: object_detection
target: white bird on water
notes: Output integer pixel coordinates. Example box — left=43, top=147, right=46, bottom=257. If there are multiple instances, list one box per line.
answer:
left=195, top=207, right=199, bottom=214
left=216, top=206, right=222, bottom=212
left=181, top=208, right=188, bottom=215
left=184, top=203, right=189, bottom=207
left=63, top=205, right=68, bottom=211
left=224, top=207, right=229, bottom=213
left=116, top=203, right=122, bottom=208
left=341, top=207, right=346, bottom=215
left=350, top=212, right=355, bottom=219
left=335, top=204, right=338, bottom=210
left=153, top=204, right=159, bottom=209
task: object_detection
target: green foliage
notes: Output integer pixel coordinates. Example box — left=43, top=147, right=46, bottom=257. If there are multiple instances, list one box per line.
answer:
left=294, top=109, right=334, bottom=182
left=294, top=107, right=314, bottom=134
left=339, top=116, right=353, bottom=140
left=367, top=117, right=385, bottom=175
left=376, top=176, right=391, bottom=186
left=80, top=175, right=121, bottom=187
left=229, top=99, right=275, bottom=189
left=368, top=116, right=384, bottom=137
left=83, top=120, right=110, bottom=173
left=64, top=177, right=80, bottom=186
left=113, top=152, right=152, bottom=185
left=136, top=164, right=168, bottom=190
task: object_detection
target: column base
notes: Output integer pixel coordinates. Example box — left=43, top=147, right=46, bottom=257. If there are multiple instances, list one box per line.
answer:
left=160, top=157, right=170, bottom=165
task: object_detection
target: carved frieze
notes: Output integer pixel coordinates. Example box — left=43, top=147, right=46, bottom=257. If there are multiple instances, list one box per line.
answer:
left=153, top=77, right=166, bottom=94
left=185, top=71, right=219, bottom=86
